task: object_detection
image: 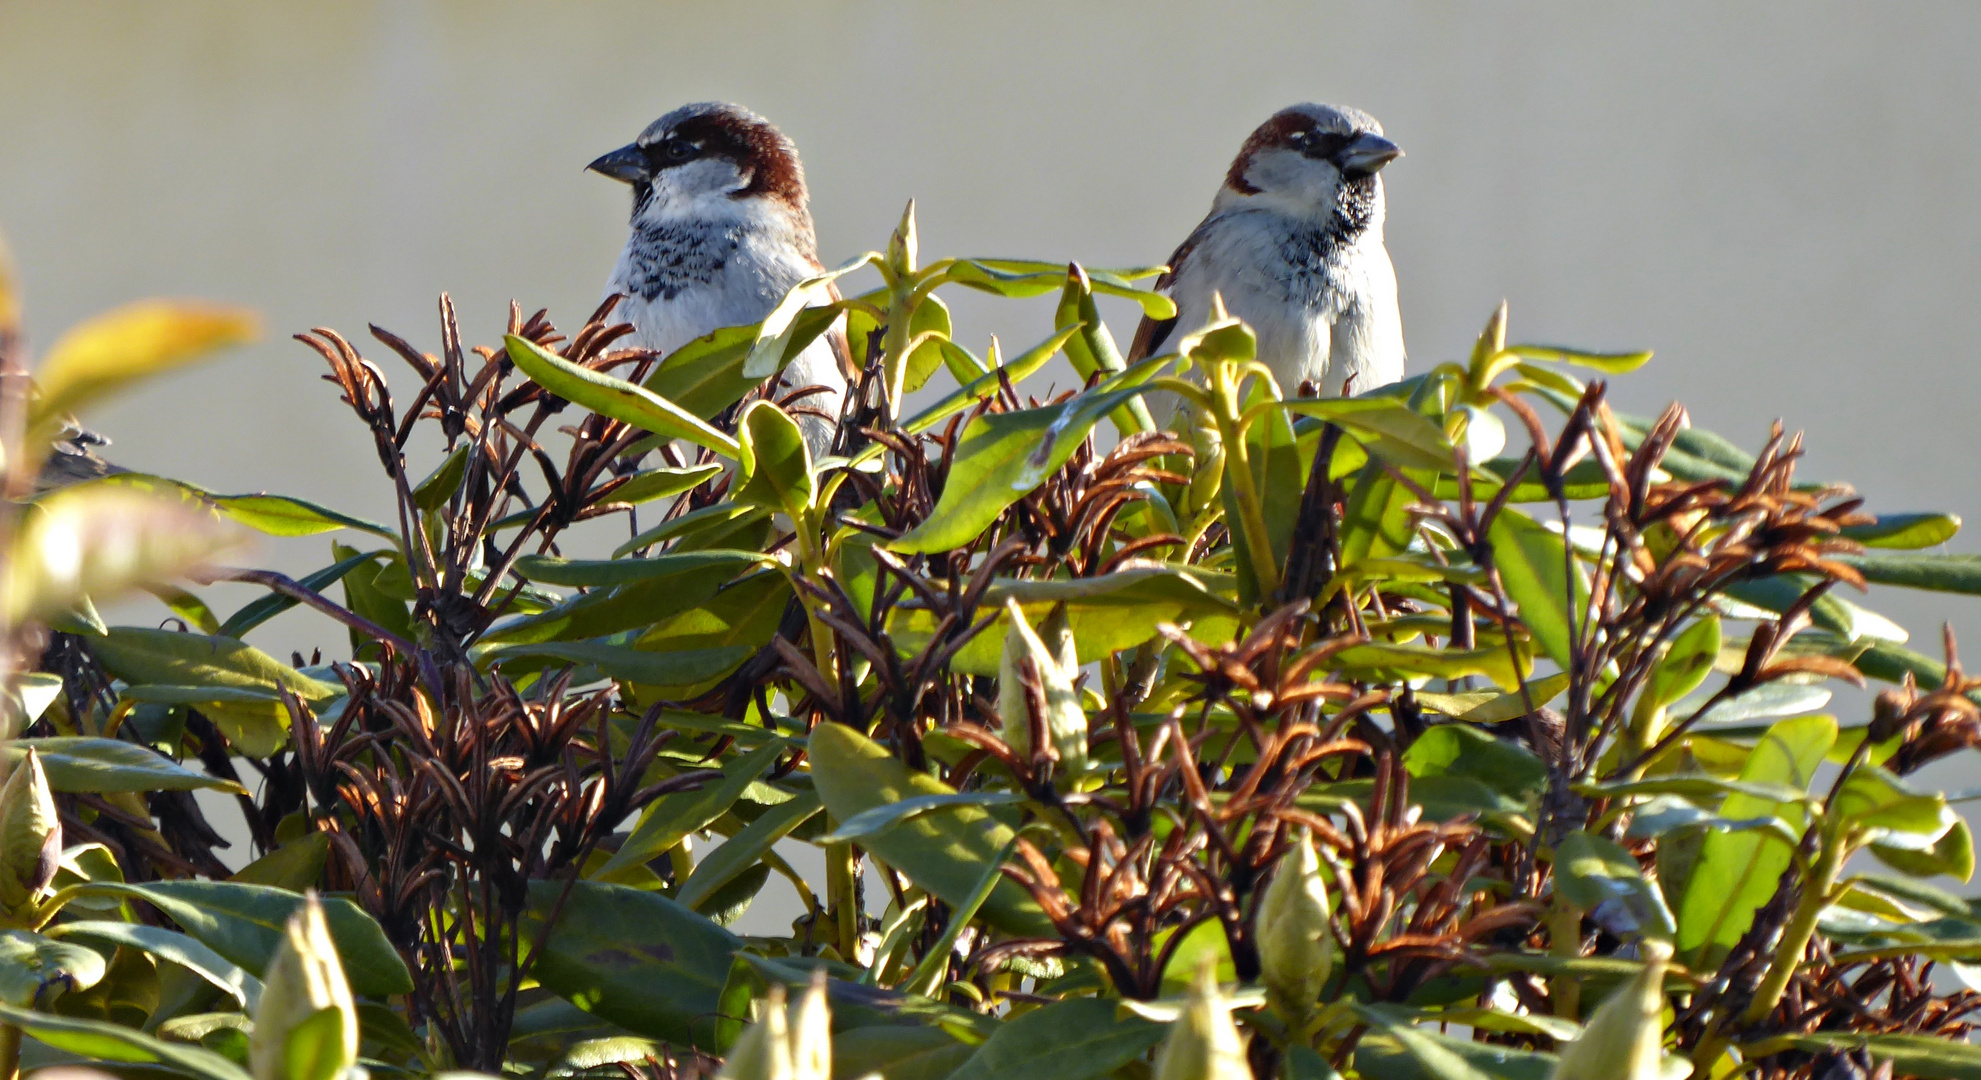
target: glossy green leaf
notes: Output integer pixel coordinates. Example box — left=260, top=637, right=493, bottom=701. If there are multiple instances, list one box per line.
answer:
left=1553, top=831, right=1676, bottom=939
left=1055, top=264, right=1154, bottom=435
left=834, top=1026, right=975, bottom=1080
left=818, top=792, right=1026, bottom=845
left=522, top=880, right=740, bottom=1051
left=599, top=738, right=787, bottom=881
left=0, top=1001, right=251, bottom=1080
left=515, top=549, right=769, bottom=589
left=2, top=736, right=246, bottom=795
left=0, top=929, right=106, bottom=1005
left=1834, top=764, right=1952, bottom=836
left=944, top=998, right=1163, bottom=1080
left=1647, top=615, right=1720, bottom=709
left=487, top=641, right=751, bottom=687
left=675, top=790, right=821, bottom=911
left=53, top=921, right=261, bottom=1009
left=888, top=564, right=1236, bottom=675
left=1402, top=725, right=1546, bottom=799
left=1676, top=714, right=1835, bottom=957
left=94, top=626, right=338, bottom=757
left=1504, top=343, right=1653, bottom=374
left=895, top=325, right=1082, bottom=437
left=146, top=585, right=220, bottom=634
left=1282, top=397, right=1457, bottom=473
left=891, top=357, right=1167, bottom=553
left=216, top=548, right=378, bottom=639
left=1837, top=512, right=1961, bottom=550
left=610, top=462, right=725, bottom=505
left=1488, top=507, right=1587, bottom=672
left=1833, top=552, right=1981, bottom=595
left=946, top=260, right=1175, bottom=317
left=1415, top=673, right=1570, bottom=723
left=1668, top=681, right=1831, bottom=726
left=71, top=881, right=411, bottom=997
left=1334, top=642, right=1524, bottom=692
left=411, top=443, right=470, bottom=512
left=808, top=721, right=1051, bottom=936
left=230, top=832, right=331, bottom=891
left=628, top=569, right=791, bottom=697
left=5, top=673, right=63, bottom=727
left=734, top=401, right=815, bottom=518
left=1760, top=1033, right=1981, bottom=1080
left=86, top=474, right=390, bottom=540
left=1337, top=462, right=1417, bottom=568
left=506, top=333, right=738, bottom=457
left=1872, top=818, right=1975, bottom=883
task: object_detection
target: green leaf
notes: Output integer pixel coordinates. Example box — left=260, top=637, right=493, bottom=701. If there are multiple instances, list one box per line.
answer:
left=628, top=569, right=792, bottom=697
left=734, top=401, right=815, bottom=518
left=946, top=260, right=1176, bottom=317
left=599, top=739, right=788, bottom=881
left=93, top=627, right=339, bottom=757
left=487, top=552, right=757, bottom=647
left=1504, top=343, right=1653, bottom=374
left=1402, top=725, right=1546, bottom=799
left=674, top=789, right=821, bottom=911
left=834, top=1027, right=975, bottom=1080
left=412, top=443, right=470, bottom=512
left=1832, top=552, right=1981, bottom=595
left=1835, top=764, right=1953, bottom=836
left=28, top=302, right=256, bottom=434
left=1647, top=615, right=1720, bottom=709
left=1487, top=507, right=1586, bottom=673
left=230, top=832, right=331, bottom=891
left=216, top=548, right=379, bottom=639
left=0, top=929, right=107, bottom=1005
left=1676, top=714, right=1835, bottom=958
left=890, top=357, right=1167, bottom=553
left=818, top=792, right=1026, bottom=844
left=0, top=1001, right=251, bottom=1080
left=283, top=1005, right=351, bottom=1080
left=613, top=502, right=772, bottom=559
left=1761, top=1033, right=1981, bottom=1080
left=486, top=641, right=751, bottom=687
left=944, top=998, right=1164, bottom=1080
left=1872, top=818, right=1975, bottom=882
left=514, top=550, right=770, bottom=589
left=1839, top=512, right=1962, bottom=550
left=146, top=585, right=220, bottom=634
left=895, top=325, right=1082, bottom=437
left=609, top=463, right=725, bottom=506
left=52, top=921, right=261, bottom=1009
left=1337, top=463, right=1417, bottom=568
left=1334, top=642, right=1525, bottom=692
left=1668, top=682, right=1831, bottom=726
left=1281, top=398, right=1457, bottom=473
left=3, top=736, right=247, bottom=795
left=741, top=253, right=874, bottom=379
left=1553, top=831, right=1677, bottom=939
left=885, top=565, right=1236, bottom=675
left=522, top=880, right=740, bottom=1051
left=71, top=881, right=412, bottom=997
left=87, top=474, right=392, bottom=540
left=505, top=333, right=738, bottom=457
left=1414, top=673, right=1570, bottom=723
left=7, top=673, right=64, bottom=727
left=1055, top=264, right=1153, bottom=435
left=808, top=722, right=1051, bottom=937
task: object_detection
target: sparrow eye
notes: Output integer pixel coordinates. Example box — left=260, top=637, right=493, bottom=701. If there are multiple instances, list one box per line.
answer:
left=664, top=140, right=696, bottom=162
left=1305, top=132, right=1351, bottom=161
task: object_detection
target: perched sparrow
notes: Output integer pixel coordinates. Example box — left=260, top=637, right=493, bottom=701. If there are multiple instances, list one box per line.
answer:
left=1130, top=103, right=1406, bottom=407
left=589, top=102, right=850, bottom=453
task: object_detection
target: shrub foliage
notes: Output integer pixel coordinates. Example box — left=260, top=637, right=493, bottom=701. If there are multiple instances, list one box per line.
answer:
left=3, top=212, right=1981, bottom=1080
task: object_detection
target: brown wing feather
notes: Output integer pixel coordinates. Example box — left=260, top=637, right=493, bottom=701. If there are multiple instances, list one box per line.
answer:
left=1125, top=227, right=1202, bottom=363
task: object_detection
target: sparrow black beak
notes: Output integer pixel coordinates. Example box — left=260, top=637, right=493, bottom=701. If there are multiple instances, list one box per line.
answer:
left=1336, top=132, right=1403, bottom=178
left=586, top=143, right=650, bottom=184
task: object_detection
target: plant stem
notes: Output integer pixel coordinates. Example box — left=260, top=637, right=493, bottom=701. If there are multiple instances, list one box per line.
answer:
left=0, top=1020, right=21, bottom=1080
left=824, top=841, right=860, bottom=959
left=1548, top=902, right=1583, bottom=1021
left=1209, top=366, right=1281, bottom=599
left=1739, top=821, right=1846, bottom=1027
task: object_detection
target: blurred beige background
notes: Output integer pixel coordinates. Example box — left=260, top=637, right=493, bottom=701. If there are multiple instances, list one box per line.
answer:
left=3, top=1, right=1978, bottom=675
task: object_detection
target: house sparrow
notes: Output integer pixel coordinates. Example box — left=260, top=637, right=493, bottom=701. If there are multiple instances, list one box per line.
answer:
left=589, top=102, right=850, bottom=454
left=1130, top=103, right=1406, bottom=411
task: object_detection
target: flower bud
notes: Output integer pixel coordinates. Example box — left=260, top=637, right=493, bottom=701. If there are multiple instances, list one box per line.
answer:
left=1548, top=938, right=1671, bottom=1080
left=1257, top=828, right=1333, bottom=1024
left=1154, top=957, right=1249, bottom=1080
left=0, top=748, right=62, bottom=917
left=250, top=894, right=357, bottom=1080
left=997, top=599, right=1088, bottom=779
left=718, top=976, right=832, bottom=1080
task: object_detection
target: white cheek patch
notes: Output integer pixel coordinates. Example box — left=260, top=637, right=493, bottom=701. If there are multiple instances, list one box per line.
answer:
left=1241, top=147, right=1341, bottom=211
left=641, top=158, right=749, bottom=220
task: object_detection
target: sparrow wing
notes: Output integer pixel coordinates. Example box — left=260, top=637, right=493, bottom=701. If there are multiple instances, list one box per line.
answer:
left=1124, top=225, right=1203, bottom=363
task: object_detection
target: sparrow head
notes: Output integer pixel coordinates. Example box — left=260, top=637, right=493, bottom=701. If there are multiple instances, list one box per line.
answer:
left=1219, top=103, right=1401, bottom=233
left=589, top=102, right=810, bottom=227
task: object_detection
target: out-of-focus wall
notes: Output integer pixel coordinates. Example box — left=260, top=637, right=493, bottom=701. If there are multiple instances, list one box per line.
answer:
left=3, top=0, right=1977, bottom=676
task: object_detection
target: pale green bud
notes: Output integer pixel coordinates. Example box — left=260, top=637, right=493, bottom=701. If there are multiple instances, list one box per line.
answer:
left=0, top=748, right=62, bottom=916
left=997, top=599, right=1087, bottom=779
left=718, top=976, right=833, bottom=1080
left=1548, top=939, right=1672, bottom=1080
left=1154, top=957, right=1249, bottom=1080
left=1258, top=829, right=1332, bottom=1024
left=250, top=894, right=358, bottom=1080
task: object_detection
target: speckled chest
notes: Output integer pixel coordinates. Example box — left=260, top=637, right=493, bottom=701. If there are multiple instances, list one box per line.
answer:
left=617, top=221, right=750, bottom=302
left=1273, top=224, right=1353, bottom=309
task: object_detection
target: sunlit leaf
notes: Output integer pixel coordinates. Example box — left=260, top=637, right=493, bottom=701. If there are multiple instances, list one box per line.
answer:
left=506, top=333, right=738, bottom=457
left=29, top=301, right=256, bottom=432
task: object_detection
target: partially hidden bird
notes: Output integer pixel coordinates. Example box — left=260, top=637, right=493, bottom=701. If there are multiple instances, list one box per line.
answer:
left=1129, top=103, right=1406, bottom=415
left=588, top=102, right=850, bottom=454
